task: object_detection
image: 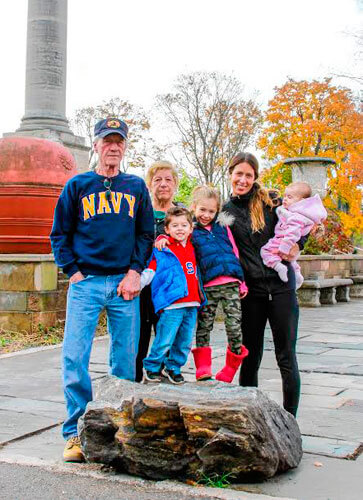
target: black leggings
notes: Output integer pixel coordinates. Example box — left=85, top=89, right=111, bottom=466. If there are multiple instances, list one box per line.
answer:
left=240, top=290, right=300, bottom=416
left=135, top=286, right=158, bottom=382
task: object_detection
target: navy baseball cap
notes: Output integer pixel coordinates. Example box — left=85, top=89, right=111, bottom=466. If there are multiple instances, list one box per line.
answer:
left=94, top=117, right=128, bottom=140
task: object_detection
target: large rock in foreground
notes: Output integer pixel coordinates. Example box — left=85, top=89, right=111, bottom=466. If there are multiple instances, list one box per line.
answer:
left=79, top=377, right=302, bottom=482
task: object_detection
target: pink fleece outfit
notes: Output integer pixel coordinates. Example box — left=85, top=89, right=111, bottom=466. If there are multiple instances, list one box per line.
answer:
left=261, top=194, right=327, bottom=288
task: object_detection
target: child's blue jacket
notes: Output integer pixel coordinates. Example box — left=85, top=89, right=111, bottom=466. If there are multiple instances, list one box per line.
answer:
left=150, top=247, right=207, bottom=314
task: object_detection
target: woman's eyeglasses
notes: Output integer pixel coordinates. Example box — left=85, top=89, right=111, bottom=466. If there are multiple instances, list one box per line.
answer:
left=104, top=178, right=112, bottom=200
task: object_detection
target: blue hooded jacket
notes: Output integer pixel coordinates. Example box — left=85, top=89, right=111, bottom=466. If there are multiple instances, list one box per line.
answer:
left=150, top=247, right=206, bottom=314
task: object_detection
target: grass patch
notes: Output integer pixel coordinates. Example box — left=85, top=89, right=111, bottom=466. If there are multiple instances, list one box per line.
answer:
left=0, top=313, right=108, bottom=355
left=0, top=323, right=64, bottom=354
left=197, top=472, right=235, bottom=488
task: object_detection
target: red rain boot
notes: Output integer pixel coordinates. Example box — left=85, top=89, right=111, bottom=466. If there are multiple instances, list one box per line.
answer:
left=215, top=345, right=249, bottom=383
left=192, top=346, right=212, bottom=380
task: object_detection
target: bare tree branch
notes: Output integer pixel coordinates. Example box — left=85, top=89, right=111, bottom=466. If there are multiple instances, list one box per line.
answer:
left=156, top=72, right=262, bottom=191
left=71, top=98, right=165, bottom=172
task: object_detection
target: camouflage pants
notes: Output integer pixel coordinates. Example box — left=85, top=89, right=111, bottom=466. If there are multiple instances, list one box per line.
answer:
left=196, top=282, right=242, bottom=354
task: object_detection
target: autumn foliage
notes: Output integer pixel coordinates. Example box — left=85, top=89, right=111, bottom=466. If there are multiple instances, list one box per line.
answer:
left=258, top=78, right=363, bottom=241
left=302, top=211, right=354, bottom=255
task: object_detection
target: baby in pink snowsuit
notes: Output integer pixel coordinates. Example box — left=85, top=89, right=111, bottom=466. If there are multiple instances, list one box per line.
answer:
left=261, top=182, right=327, bottom=289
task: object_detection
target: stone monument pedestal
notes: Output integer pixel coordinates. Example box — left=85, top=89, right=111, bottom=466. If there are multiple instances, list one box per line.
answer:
left=0, top=255, right=66, bottom=333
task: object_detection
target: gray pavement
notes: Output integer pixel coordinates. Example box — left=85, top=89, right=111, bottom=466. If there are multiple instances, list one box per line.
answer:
left=0, top=462, right=242, bottom=500
left=0, top=299, right=362, bottom=500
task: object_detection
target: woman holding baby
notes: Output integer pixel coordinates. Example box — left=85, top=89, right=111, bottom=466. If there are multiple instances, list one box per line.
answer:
left=224, top=152, right=325, bottom=417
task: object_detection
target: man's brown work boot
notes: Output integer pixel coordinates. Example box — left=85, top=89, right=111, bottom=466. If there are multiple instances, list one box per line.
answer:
left=63, top=436, right=85, bottom=462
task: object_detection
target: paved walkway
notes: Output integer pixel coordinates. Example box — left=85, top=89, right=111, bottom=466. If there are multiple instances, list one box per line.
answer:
left=0, top=300, right=362, bottom=500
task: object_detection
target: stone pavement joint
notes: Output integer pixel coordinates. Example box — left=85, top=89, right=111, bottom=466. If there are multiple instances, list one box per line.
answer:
left=302, top=435, right=363, bottom=459
left=0, top=421, right=62, bottom=450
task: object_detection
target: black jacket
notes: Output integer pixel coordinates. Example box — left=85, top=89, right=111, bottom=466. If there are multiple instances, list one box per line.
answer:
left=223, top=186, right=299, bottom=296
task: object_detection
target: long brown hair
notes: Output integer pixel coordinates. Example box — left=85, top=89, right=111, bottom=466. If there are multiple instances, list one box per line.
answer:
left=228, top=152, right=277, bottom=233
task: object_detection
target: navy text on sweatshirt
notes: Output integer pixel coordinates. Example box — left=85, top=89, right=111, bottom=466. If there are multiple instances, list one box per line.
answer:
left=50, top=171, right=154, bottom=277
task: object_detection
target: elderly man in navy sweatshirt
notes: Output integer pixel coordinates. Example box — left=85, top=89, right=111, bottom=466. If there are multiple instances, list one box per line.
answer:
left=50, top=117, right=154, bottom=462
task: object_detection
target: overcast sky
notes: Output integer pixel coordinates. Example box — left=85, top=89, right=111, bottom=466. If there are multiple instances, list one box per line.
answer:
left=0, top=0, right=361, bottom=150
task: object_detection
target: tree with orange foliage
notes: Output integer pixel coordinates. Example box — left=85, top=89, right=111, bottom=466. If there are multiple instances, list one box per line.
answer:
left=258, top=78, right=363, bottom=239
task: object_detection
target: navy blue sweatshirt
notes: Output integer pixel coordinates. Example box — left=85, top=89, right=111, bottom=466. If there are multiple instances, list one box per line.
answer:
left=50, top=171, right=154, bottom=278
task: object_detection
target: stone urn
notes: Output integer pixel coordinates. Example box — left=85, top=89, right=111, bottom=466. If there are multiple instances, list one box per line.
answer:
left=0, top=137, right=77, bottom=254
left=283, top=156, right=336, bottom=198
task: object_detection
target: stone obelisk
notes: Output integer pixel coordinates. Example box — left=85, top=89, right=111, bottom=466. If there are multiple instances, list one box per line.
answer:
left=18, top=0, right=71, bottom=134
left=5, top=0, right=89, bottom=171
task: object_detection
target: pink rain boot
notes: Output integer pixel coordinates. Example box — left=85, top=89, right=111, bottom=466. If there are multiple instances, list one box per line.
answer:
left=192, top=346, right=212, bottom=380
left=215, top=345, right=249, bottom=383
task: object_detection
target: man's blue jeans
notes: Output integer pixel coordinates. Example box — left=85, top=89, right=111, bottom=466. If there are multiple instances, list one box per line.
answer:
left=143, top=306, right=197, bottom=375
left=62, top=274, right=140, bottom=439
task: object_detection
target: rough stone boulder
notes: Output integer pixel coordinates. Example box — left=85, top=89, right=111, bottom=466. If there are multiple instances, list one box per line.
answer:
left=79, top=376, right=302, bottom=482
